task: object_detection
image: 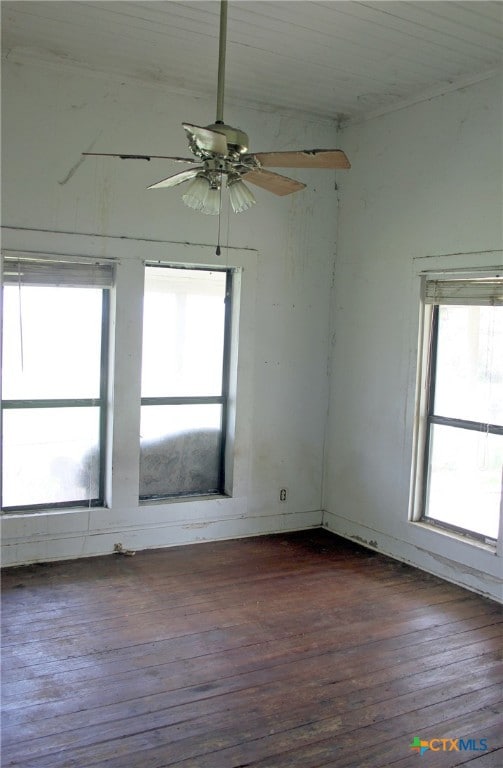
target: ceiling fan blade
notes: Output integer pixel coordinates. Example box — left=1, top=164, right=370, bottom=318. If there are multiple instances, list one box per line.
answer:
left=83, top=152, right=199, bottom=163
left=147, top=168, right=204, bottom=190
left=248, top=149, right=351, bottom=169
left=242, top=169, right=305, bottom=196
left=183, top=123, right=228, bottom=155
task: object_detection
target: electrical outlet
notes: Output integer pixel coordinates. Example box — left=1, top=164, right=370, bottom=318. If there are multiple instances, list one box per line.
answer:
left=279, top=488, right=287, bottom=502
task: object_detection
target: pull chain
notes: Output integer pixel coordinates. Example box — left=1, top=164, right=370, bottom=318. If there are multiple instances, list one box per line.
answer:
left=17, top=263, right=24, bottom=372
left=216, top=175, right=223, bottom=255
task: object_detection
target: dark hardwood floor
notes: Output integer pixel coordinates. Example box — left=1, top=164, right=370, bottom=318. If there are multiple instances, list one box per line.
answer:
left=2, top=529, right=502, bottom=768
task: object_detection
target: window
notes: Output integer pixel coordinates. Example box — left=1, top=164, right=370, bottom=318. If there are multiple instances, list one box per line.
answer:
left=1, top=256, right=112, bottom=511
left=417, top=273, right=503, bottom=542
left=139, top=265, right=232, bottom=499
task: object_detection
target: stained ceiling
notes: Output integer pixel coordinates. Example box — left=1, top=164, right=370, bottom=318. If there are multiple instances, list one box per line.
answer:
left=2, top=1, right=502, bottom=122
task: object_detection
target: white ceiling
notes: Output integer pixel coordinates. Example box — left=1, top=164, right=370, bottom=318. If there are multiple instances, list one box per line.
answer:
left=2, top=1, right=502, bottom=121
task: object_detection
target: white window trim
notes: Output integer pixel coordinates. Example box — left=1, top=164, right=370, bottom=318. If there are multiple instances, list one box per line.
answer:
left=409, top=251, right=503, bottom=552
left=139, top=264, right=234, bottom=501
left=1, top=227, right=257, bottom=514
left=2, top=253, right=115, bottom=511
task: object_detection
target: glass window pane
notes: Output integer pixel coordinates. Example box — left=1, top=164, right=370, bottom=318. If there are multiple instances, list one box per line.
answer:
left=2, top=286, right=104, bottom=400
left=434, top=305, right=503, bottom=425
left=426, top=424, right=502, bottom=539
left=140, top=404, right=222, bottom=497
left=2, top=408, right=100, bottom=507
left=141, top=267, right=226, bottom=397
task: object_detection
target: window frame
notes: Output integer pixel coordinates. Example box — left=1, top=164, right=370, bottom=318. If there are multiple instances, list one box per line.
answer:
left=1, top=260, right=112, bottom=513
left=0, top=231, right=256, bottom=531
left=421, top=303, right=503, bottom=542
left=139, top=264, right=233, bottom=501
left=411, top=266, right=503, bottom=546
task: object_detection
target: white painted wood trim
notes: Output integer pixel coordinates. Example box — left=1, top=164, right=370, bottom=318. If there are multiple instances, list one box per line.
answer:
left=1, top=509, right=323, bottom=567
left=322, top=510, right=502, bottom=604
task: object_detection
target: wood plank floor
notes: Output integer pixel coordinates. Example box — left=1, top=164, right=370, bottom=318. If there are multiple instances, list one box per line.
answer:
left=2, top=529, right=502, bottom=768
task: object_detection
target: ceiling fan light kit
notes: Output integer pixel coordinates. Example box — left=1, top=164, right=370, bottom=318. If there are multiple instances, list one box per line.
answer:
left=82, top=0, right=350, bottom=214
left=182, top=174, right=213, bottom=214
left=228, top=176, right=256, bottom=213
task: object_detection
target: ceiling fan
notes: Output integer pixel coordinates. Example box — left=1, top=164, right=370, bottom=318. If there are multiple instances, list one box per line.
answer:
left=83, top=0, right=350, bottom=214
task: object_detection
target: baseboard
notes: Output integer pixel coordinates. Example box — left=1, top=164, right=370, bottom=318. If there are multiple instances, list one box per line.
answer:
left=5, top=507, right=500, bottom=606
left=322, top=510, right=502, bottom=604
left=1, top=509, right=323, bottom=567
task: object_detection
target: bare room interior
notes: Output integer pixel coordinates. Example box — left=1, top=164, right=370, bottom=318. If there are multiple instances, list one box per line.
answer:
left=1, top=1, right=502, bottom=766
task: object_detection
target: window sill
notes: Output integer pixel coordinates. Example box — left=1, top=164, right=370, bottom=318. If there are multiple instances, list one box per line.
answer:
left=1, top=505, right=109, bottom=517
left=409, top=519, right=497, bottom=554
left=139, top=492, right=231, bottom=506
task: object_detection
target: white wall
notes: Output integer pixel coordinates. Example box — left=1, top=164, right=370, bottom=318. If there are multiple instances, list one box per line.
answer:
left=3, top=54, right=502, bottom=604
left=323, top=74, right=503, bottom=602
left=1, top=55, right=339, bottom=563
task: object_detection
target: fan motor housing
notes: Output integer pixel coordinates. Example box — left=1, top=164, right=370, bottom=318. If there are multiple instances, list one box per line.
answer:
left=207, top=122, right=249, bottom=154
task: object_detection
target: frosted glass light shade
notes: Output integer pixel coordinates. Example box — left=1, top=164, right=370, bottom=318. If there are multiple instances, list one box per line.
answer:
left=183, top=174, right=252, bottom=215
left=228, top=178, right=256, bottom=213
left=201, top=187, right=221, bottom=216
left=182, top=175, right=211, bottom=211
